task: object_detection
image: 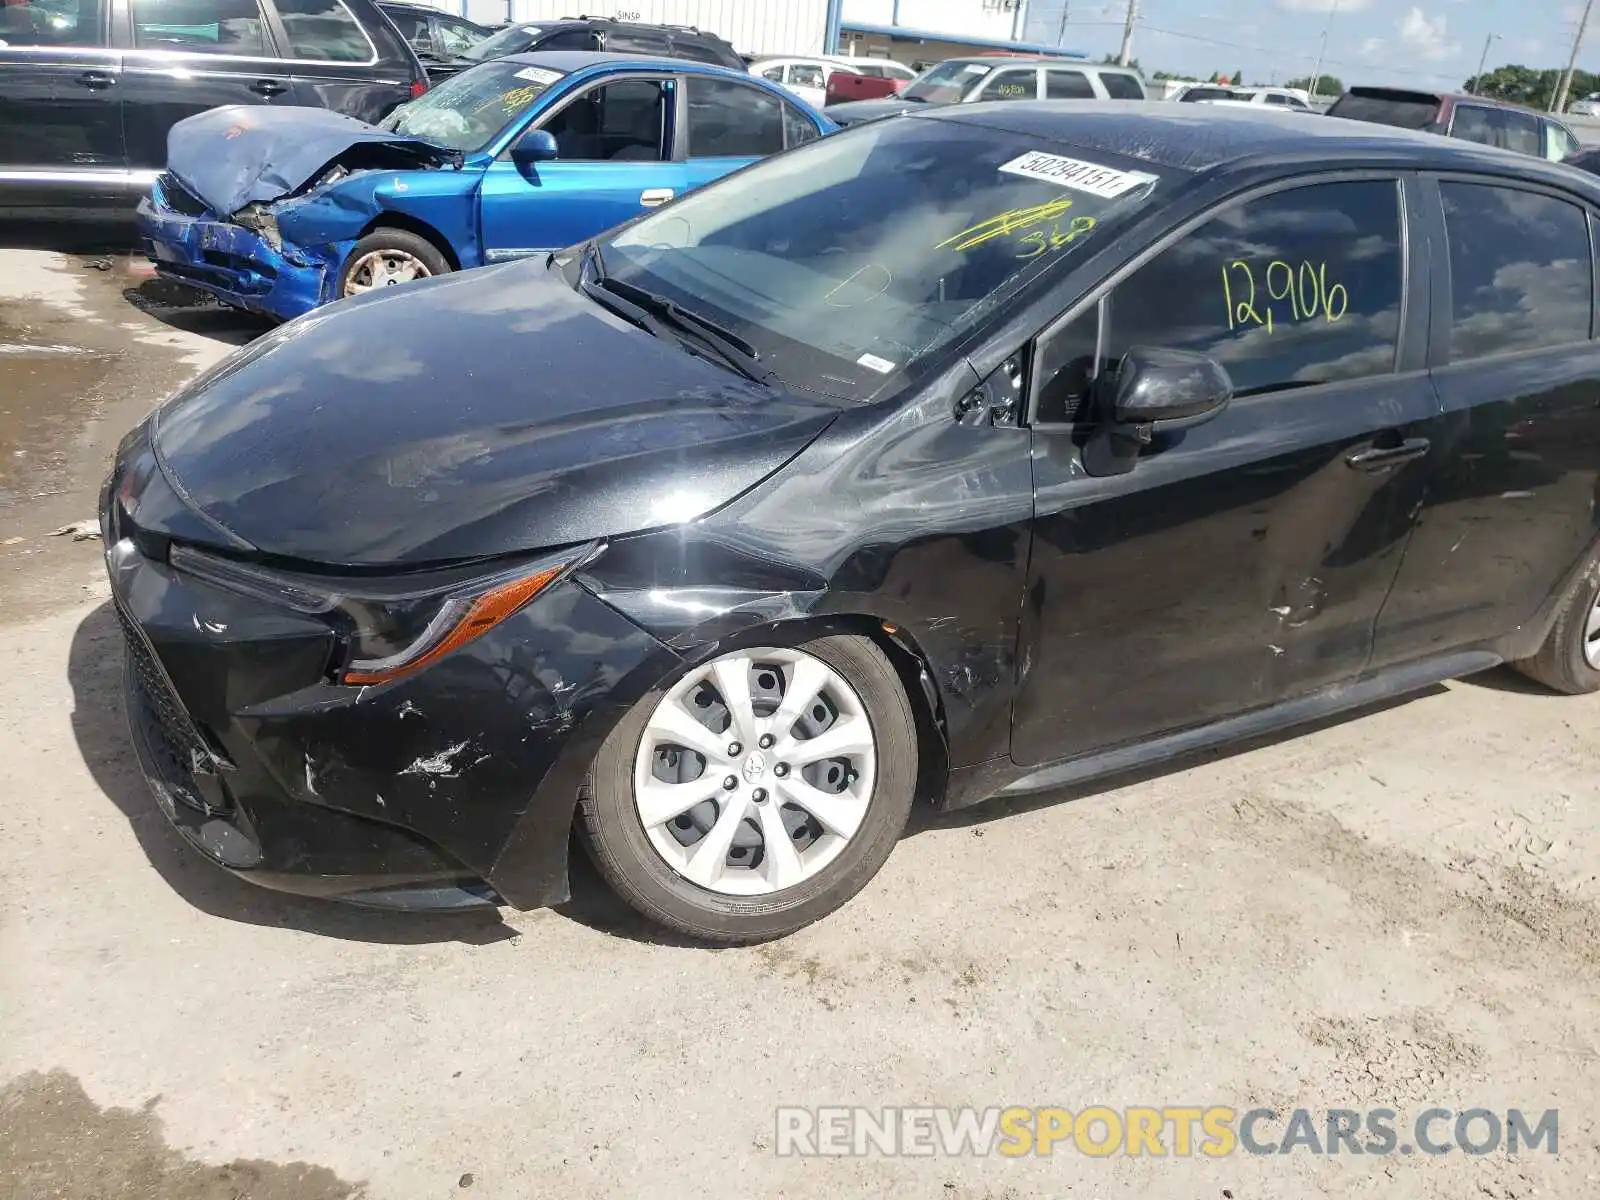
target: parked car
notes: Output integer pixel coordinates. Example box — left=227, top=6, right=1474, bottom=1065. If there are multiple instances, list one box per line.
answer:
left=0, top=0, right=430, bottom=215
left=135, top=52, right=833, bottom=319
left=378, top=1, right=494, bottom=69
left=1327, top=86, right=1580, bottom=161
left=1178, top=84, right=1313, bottom=110
left=827, top=57, right=1146, bottom=126
left=749, top=56, right=856, bottom=110
left=104, top=103, right=1600, bottom=942
left=821, top=56, right=917, bottom=105
left=1568, top=92, right=1600, bottom=117
left=425, top=15, right=743, bottom=81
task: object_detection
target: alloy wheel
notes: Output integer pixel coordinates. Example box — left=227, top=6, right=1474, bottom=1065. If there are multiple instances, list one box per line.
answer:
left=343, top=249, right=432, bottom=294
left=633, top=647, right=878, bottom=896
left=1584, top=591, right=1600, bottom=669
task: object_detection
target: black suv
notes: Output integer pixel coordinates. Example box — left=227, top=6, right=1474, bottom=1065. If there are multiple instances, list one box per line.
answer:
left=377, top=1, right=491, bottom=68
left=0, top=0, right=429, bottom=215
left=432, top=15, right=742, bottom=80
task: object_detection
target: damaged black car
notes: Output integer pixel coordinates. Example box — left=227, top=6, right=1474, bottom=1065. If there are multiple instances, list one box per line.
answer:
left=105, top=103, right=1600, bottom=943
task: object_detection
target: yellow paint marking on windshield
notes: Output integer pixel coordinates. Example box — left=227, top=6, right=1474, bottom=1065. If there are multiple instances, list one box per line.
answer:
left=937, top=196, right=1079, bottom=252
left=1015, top=215, right=1098, bottom=259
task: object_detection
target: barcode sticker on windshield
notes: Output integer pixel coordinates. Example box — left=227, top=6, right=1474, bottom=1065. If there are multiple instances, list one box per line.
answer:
left=857, top=353, right=897, bottom=374
left=998, top=151, right=1158, bottom=198
left=514, top=67, right=561, bottom=84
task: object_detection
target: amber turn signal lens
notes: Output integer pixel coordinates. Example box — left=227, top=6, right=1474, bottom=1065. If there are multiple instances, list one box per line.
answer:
left=343, top=564, right=564, bottom=686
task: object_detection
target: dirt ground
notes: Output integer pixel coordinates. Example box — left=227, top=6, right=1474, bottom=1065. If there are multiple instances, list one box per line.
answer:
left=2, top=242, right=1598, bottom=1200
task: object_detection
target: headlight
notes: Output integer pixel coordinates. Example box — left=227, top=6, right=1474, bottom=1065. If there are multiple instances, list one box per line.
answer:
left=168, top=543, right=600, bottom=685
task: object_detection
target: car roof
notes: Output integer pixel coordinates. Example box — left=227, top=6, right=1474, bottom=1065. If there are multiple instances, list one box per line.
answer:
left=918, top=101, right=1600, bottom=188
left=938, top=55, right=1134, bottom=70
left=499, top=49, right=743, bottom=73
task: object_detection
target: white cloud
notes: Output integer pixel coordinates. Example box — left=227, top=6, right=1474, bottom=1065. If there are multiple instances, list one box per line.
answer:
left=1277, top=0, right=1372, bottom=11
left=1363, top=8, right=1459, bottom=64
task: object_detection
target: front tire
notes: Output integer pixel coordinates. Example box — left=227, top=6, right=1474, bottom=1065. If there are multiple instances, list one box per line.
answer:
left=1511, top=553, right=1600, bottom=694
left=578, top=634, right=917, bottom=944
left=337, top=228, right=450, bottom=299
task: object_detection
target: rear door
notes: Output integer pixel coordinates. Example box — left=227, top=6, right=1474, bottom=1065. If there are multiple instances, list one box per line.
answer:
left=1043, top=66, right=1093, bottom=99
left=270, top=0, right=415, bottom=123
left=1371, top=176, right=1600, bottom=667
left=117, top=0, right=296, bottom=176
left=477, top=72, right=684, bottom=260
left=1016, top=175, right=1434, bottom=763
left=0, top=0, right=126, bottom=201
left=678, top=74, right=805, bottom=192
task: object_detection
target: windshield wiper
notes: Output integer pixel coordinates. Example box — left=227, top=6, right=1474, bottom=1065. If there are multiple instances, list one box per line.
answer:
left=598, top=276, right=778, bottom=388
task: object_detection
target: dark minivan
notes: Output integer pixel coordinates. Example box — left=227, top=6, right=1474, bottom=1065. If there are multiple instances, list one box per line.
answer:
left=433, top=15, right=743, bottom=80
left=1328, top=86, right=1580, bottom=161
left=0, top=0, right=429, bottom=214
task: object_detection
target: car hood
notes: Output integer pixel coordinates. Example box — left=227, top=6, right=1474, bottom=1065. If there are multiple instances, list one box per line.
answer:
left=825, top=97, right=924, bottom=125
left=166, top=104, right=461, bottom=216
left=146, top=261, right=842, bottom=568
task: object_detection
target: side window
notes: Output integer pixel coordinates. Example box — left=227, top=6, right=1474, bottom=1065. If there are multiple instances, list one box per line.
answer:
left=1035, top=180, right=1405, bottom=420
left=789, top=63, right=824, bottom=90
left=976, top=70, right=1036, bottom=101
left=130, top=0, right=267, bottom=54
left=1045, top=70, right=1093, bottom=100
left=684, top=76, right=784, bottom=157
left=536, top=28, right=594, bottom=50
left=1450, top=105, right=1494, bottom=146
left=606, top=27, right=669, bottom=55
left=1499, top=109, right=1542, bottom=157
left=668, top=37, right=729, bottom=65
left=760, top=65, right=785, bottom=82
left=0, top=0, right=105, bottom=45
left=1099, top=72, right=1144, bottom=100
left=782, top=99, right=819, bottom=148
left=436, top=17, right=482, bottom=56
left=1265, top=94, right=1289, bottom=106
left=272, top=0, right=372, bottom=61
left=1440, top=183, right=1592, bottom=360
left=388, top=11, right=429, bottom=51
left=542, top=79, right=668, bottom=162
left=1544, top=121, right=1579, bottom=161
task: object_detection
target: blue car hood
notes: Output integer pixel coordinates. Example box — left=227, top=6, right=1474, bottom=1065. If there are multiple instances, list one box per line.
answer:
left=166, top=104, right=461, bottom=216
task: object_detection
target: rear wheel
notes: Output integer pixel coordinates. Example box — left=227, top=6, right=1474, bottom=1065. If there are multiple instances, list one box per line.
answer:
left=1511, top=553, right=1600, bottom=694
left=578, top=634, right=916, bottom=944
left=337, top=228, right=450, bottom=299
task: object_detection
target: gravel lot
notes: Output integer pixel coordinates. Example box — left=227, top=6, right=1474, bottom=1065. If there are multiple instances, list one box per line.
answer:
left=2, top=245, right=1598, bottom=1199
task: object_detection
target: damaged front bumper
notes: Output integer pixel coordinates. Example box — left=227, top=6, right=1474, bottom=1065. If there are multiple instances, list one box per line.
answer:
left=136, top=174, right=351, bottom=322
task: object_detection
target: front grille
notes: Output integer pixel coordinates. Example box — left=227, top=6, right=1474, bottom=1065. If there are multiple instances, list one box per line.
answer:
left=115, top=600, right=210, bottom=767
left=159, top=172, right=210, bottom=217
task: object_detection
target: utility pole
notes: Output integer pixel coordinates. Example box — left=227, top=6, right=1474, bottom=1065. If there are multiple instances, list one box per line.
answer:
left=1470, top=33, right=1499, bottom=96
left=1307, top=0, right=1340, bottom=100
left=1553, top=0, right=1595, bottom=114
left=1056, top=1, right=1069, bottom=47
left=1117, top=0, right=1139, bottom=66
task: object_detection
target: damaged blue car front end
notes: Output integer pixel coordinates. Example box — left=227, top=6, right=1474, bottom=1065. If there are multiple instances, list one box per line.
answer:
left=136, top=105, right=467, bottom=321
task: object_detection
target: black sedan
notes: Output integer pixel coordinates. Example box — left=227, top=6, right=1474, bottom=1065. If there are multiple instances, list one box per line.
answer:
left=103, top=102, right=1600, bottom=943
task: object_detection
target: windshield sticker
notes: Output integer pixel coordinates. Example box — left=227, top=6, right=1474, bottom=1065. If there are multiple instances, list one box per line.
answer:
left=514, top=66, right=561, bottom=85
left=856, top=353, right=897, bottom=374
left=998, top=151, right=1158, bottom=198
left=964, top=63, right=991, bottom=74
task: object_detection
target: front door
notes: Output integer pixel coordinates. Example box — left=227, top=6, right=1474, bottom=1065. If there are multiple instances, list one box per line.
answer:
left=477, top=74, right=683, bottom=261
left=0, top=0, right=125, bottom=194
left=118, top=0, right=296, bottom=174
left=678, top=73, right=815, bottom=193
left=1014, top=176, right=1436, bottom=766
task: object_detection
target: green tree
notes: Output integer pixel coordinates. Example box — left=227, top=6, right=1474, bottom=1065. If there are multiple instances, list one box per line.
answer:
left=1235, top=67, right=1245, bottom=88
left=1286, top=73, right=1342, bottom=97
left=1465, top=63, right=1600, bottom=110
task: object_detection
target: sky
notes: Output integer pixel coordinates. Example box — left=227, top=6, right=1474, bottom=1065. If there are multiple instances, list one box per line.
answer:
left=1023, top=0, right=1592, bottom=89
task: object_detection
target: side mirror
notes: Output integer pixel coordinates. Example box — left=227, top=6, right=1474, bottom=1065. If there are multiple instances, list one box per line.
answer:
left=511, top=128, right=558, bottom=165
left=1083, top=346, right=1233, bottom=477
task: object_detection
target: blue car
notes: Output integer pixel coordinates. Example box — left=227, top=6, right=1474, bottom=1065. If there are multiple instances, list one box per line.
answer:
left=136, top=52, right=834, bottom=320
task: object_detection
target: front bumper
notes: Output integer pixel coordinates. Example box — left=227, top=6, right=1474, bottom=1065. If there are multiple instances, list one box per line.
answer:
left=135, top=176, right=342, bottom=322
left=101, top=443, right=678, bottom=911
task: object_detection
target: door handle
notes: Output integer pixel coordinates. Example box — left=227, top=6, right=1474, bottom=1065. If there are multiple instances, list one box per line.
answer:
left=250, top=79, right=289, bottom=97
left=639, top=188, right=674, bottom=207
left=1345, top=437, right=1430, bottom=472
left=74, top=70, right=116, bottom=90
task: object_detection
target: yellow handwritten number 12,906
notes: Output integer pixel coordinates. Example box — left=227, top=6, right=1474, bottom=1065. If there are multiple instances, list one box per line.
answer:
left=1222, top=259, right=1348, bottom=333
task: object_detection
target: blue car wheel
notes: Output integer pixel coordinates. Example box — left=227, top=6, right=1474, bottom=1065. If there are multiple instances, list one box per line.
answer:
left=338, top=228, right=453, bottom=299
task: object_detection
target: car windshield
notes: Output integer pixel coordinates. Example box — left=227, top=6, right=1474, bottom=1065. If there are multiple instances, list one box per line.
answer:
left=903, top=60, right=993, bottom=102
left=597, top=117, right=1168, bottom=403
left=379, top=60, right=563, bottom=152
left=458, top=21, right=537, bottom=62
